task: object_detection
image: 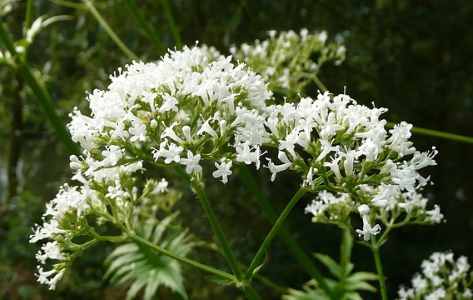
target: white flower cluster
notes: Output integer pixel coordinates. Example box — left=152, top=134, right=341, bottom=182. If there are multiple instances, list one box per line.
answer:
left=231, top=29, right=346, bottom=97
left=261, top=92, right=441, bottom=240
left=29, top=184, right=88, bottom=289
left=31, top=42, right=443, bottom=289
left=69, top=46, right=272, bottom=182
left=31, top=46, right=272, bottom=289
left=30, top=150, right=174, bottom=289
left=398, top=252, right=473, bottom=300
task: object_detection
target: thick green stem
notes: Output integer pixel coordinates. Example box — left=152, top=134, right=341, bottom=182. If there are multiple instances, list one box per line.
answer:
left=82, top=0, right=138, bottom=60
left=370, top=240, right=388, bottom=300
left=24, top=0, right=34, bottom=30
left=191, top=179, right=260, bottom=300
left=339, top=225, right=353, bottom=274
left=129, top=233, right=237, bottom=282
left=239, top=166, right=335, bottom=298
left=191, top=179, right=242, bottom=277
left=245, top=187, right=307, bottom=279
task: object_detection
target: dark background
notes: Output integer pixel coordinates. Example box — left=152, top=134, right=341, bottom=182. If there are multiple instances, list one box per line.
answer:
left=1, top=0, right=472, bottom=299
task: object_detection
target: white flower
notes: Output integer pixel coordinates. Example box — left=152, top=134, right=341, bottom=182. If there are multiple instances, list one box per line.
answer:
left=159, top=94, right=178, bottom=113
left=161, top=123, right=184, bottom=143
left=266, top=155, right=292, bottom=182
left=212, top=159, right=232, bottom=184
left=154, top=178, right=169, bottom=193
left=197, top=119, right=218, bottom=138
left=36, top=267, right=65, bottom=290
left=426, top=205, right=443, bottom=223
left=371, top=185, right=400, bottom=209
left=358, top=138, right=380, bottom=161
left=154, top=142, right=183, bottom=164
left=356, top=204, right=381, bottom=241
left=235, top=142, right=263, bottom=169
left=35, top=241, right=64, bottom=264
left=388, top=122, right=415, bottom=157
left=180, top=151, right=202, bottom=175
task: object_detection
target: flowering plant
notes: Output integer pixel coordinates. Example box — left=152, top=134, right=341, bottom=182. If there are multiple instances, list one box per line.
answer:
left=28, top=29, right=470, bottom=300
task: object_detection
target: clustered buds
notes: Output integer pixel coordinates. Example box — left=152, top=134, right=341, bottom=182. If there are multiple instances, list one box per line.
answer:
left=231, top=29, right=346, bottom=97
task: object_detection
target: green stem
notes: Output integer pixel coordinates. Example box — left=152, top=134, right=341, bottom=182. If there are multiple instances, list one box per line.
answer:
left=311, top=74, right=328, bottom=92
left=160, top=0, right=182, bottom=48
left=388, top=122, right=473, bottom=145
left=253, top=273, right=287, bottom=295
left=239, top=166, right=335, bottom=298
left=82, top=0, right=138, bottom=60
left=0, top=22, right=80, bottom=155
left=191, top=179, right=242, bottom=277
left=339, top=225, right=353, bottom=274
left=24, top=0, right=34, bottom=30
left=245, top=187, right=307, bottom=279
left=370, top=239, right=388, bottom=300
left=191, top=178, right=260, bottom=300
left=129, top=233, right=237, bottom=282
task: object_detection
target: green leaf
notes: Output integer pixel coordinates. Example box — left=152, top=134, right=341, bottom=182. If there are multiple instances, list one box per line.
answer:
left=314, top=253, right=342, bottom=279
left=282, top=281, right=330, bottom=300
left=105, top=214, right=194, bottom=300
left=284, top=254, right=378, bottom=300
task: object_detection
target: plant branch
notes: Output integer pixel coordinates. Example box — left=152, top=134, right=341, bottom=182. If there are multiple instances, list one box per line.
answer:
left=239, top=166, right=336, bottom=298
left=82, top=0, right=138, bottom=60
left=370, top=239, right=388, bottom=300
left=245, top=187, right=307, bottom=279
left=191, top=178, right=261, bottom=300
left=129, top=233, right=237, bottom=282
left=191, top=178, right=242, bottom=277
left=339, top=225, right=353, bottom=273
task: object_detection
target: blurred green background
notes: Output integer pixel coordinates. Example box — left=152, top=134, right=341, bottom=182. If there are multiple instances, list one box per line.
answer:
left=0, top=0, right=472, bottom=299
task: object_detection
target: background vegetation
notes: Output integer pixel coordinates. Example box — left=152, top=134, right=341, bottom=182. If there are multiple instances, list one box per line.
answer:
left=0, top=0, right=472, bottom=299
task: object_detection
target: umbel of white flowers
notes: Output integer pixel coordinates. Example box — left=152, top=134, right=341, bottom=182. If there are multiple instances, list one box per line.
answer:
left=398, top=251, right=473, bottom=300
left=68, top=45, right=272, bottom=181
left=261, top=92, right=442, bottom=239
left=29, top=161, right=174, bottom=289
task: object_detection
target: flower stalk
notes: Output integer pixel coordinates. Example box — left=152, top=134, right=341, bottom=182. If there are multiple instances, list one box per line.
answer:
left=371, top=239, right=388, bottom=300
left=191, top=178, right=260, bottom=300
left=245, top=187, right=307, bottom=280
left=129, top=233, right=237, bottom=282
left=239, top=166, right=335, bottom=298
